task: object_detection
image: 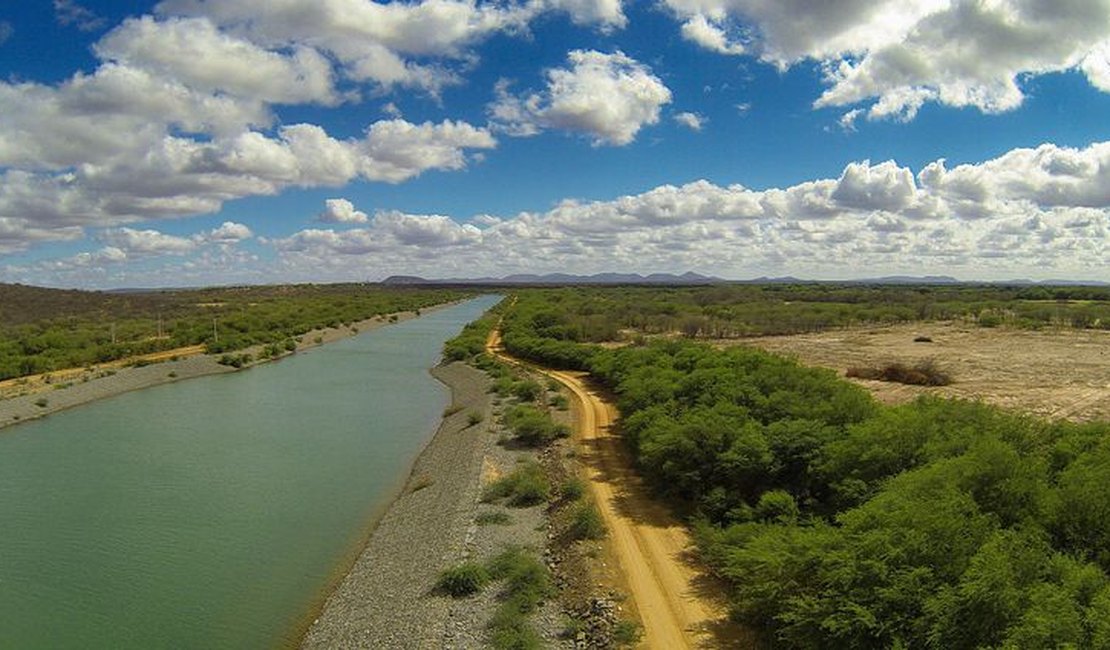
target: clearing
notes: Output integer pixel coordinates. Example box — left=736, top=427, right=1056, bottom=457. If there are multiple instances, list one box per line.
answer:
left=738, top=321, right=1110, bottom=422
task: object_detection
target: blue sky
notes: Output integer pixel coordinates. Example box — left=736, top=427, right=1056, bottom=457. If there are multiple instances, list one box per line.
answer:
left=0, top=0, right=1108, bottom=287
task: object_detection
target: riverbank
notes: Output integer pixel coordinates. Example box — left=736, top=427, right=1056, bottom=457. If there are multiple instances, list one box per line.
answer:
left=0, top=305, right=453, bottom=431
left=300, top=360, right=573, bottom=649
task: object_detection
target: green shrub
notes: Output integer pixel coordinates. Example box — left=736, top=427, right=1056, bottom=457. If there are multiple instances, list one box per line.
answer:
left=476, top=511, right=512, bottom=526
left=561, top=477, right=586, bottom=501
left=511, top=380, right=543, bottom=402
left=503, top=405, right=569, bottom=447
left=568, top=502, right=606, bottom=540
left=33, top=397, right=48, bottom=408
left=482, top=462, right=550, bottom=507
left=613, top=620, right=643, bottom=646
left=467, top=411, right=485, bottom=426
left=436, top=562, right=490, bottom=597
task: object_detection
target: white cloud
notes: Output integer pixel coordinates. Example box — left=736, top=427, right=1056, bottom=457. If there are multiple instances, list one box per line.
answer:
left=489, top=50, right=672, bottom=146
left=156, top=0, right=538, bottom=93
left=674, top=111, right=707, bottom=131
left=666, top=0, right=1110, bottom=121
left=54, top=0, right=107, bottom=32
left=95, top=16, right=340, bottom=106
left=264, top=142, right=1109, bottom=282
left=100, top=227, right=197, bottom=255
left=544, top=0, right=627, bottom=30
left=0, top=21, right=13, bottom=44
left=207, top=221, right=253, bottom=243
left=318, top=198, right=370, bottom=224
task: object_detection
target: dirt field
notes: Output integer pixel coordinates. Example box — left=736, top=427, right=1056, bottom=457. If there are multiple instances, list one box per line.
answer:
left=737, top=322, right=1110, bottom=423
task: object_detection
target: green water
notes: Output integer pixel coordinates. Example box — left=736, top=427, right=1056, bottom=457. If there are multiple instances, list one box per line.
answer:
left=0, top=296, right=499, bottom=649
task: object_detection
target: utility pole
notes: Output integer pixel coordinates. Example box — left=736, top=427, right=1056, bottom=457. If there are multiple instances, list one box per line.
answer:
left=212, top=317, right=219, bottom=344
left=110, top=322, right=116, bottom=345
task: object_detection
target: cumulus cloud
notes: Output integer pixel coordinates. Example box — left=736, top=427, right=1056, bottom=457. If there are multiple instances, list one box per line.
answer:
left=155, top=0, right=539, bottom=93
left=261, top=141, right=1109, bottom=282
left=674, top=111, right=707, bottom=131
left=489, top=50, right=672, bottom=146
left=95, top=16, right=340, bottom=106
left=318, top=198, right=370, bottom=224
left=666, top=0, right=1110, bottom=121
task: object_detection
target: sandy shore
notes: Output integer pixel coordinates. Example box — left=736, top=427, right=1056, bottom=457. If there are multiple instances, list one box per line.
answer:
left=0, top=306, right=449, bottom=432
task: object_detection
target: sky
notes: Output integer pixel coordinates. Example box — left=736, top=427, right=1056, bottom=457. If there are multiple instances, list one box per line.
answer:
left=0, top=0, right=1108, bottom=288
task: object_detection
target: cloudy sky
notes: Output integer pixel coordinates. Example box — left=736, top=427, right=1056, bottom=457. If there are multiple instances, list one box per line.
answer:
left=1, top=0, right=1108, bottom=287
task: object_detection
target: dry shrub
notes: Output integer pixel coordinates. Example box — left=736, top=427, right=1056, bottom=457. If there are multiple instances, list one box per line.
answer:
left=847, top=359, right=952, bottom=386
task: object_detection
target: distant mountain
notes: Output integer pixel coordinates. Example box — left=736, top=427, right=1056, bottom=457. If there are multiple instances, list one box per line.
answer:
left=849, top=275, right=962, bottom=285
left=381, top=272, right=722, bottom=285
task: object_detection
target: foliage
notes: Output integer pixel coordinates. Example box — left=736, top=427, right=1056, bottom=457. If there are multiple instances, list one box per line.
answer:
left=485, top=286, right=1110, bottom=649
left=847, top=358, right=953, bottom=385
left=482, top=462, right=550, bottom=507
left=503, top=404, right=569, bottom=447
left=436, top=562, right=490, bottom=597
left=568, top=502, right=606, bottom=540
left=486, top=547, right=554, bottom=650
left=0, top=283, right=470, bottom=380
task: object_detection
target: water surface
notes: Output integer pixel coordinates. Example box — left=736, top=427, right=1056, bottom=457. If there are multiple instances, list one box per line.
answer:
left=0, top=295, right=499, bottom=649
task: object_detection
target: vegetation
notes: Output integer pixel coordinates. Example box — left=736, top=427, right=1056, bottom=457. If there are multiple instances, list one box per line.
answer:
left=476, top=510, right=512, bottom=526
left=493, top=285, right=1108, bottom=364
left=0, top=283, right=468, bottom=380
left=436, top=562, right=490, bottom=597
left=846, top=358, right=953, bottom=385
left=503, top=404, right=569, bottom=447
left=567, top=502, right=606, bottom=541
left=483, top=285, right=1110, bottom=649
left=482, top=462, right=550, bottom=507
left=487, top=547, right=554, bottom=650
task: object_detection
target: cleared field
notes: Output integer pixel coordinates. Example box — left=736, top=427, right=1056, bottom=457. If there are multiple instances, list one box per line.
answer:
left=740, top=322, right=1110, bottom=422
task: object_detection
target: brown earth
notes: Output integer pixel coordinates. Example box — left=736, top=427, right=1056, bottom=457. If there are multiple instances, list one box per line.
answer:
left=737, top=321, right=1110, bottom=422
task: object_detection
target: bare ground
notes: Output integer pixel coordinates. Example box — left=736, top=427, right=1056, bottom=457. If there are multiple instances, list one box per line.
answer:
left=737, top=322, right=1110, bottom=422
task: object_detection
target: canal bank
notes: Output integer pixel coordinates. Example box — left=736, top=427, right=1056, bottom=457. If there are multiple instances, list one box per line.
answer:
left=0, top=296, right=501, bottom=649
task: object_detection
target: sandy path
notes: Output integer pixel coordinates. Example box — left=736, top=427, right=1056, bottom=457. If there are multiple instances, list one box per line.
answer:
left=487, top=330, right=742, bottom=649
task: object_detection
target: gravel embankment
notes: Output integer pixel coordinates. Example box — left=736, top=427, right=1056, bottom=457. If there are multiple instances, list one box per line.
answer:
left=300, top=362, right=495, bottom=649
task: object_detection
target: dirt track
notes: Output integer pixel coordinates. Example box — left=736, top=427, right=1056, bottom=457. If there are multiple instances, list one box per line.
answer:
left=488, top=331, right=744, bottom=649
left=740, top=321, right=1110, bottom=422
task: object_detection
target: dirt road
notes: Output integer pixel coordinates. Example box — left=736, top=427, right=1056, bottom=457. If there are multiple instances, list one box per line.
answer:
left=487, top=331, right=743, bottom=649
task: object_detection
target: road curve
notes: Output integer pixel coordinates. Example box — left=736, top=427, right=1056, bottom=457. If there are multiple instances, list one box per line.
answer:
left=487, top=330, right=742, bottom=649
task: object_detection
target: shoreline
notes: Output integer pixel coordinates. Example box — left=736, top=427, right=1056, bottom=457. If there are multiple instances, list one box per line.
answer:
left=298, top=361, right=495, bottom=648
left=0, top=302, right=460, bottom=432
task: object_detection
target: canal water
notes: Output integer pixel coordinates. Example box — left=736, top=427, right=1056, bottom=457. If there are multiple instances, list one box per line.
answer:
left=0, top=295, right=499, bottom=649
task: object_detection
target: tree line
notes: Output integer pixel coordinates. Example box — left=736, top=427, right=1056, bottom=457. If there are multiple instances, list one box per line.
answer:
left=482, top=288, right=1110, bottom=648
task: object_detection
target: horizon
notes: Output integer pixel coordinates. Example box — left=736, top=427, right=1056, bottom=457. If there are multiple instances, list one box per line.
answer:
left=0, top=1, right=1108, bottom=288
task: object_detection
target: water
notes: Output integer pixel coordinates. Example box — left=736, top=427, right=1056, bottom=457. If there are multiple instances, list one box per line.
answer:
left=0, top=296, right=499, bottom=649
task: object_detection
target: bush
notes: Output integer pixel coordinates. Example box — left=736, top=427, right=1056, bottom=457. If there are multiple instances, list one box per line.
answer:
left=561, top=477, right=586, bottom=501
left=847, top=359, right=952, bottom=386
left=549, top=394, right=569, bottom=410
left=568, top=502, right=606, bottom=540
left=504, top=405, right=569, bottom=447
left=467, top=411, right=484, bottom=427
left=486, top=547, right=553, bottom=650
left=482, top=462, right=550, bottom=507
left=436, top=562, right=490, bottom=597
left=33, top=397, right=48, bottom=408
left=477, top=511, right=512, bottom=526
left=511, top=380, right=543, bottom=402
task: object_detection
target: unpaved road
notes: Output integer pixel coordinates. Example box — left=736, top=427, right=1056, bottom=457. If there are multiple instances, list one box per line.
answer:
left=740, top=321, right=1110, bottom=422
left=488, top=330, right=744, bottom=649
